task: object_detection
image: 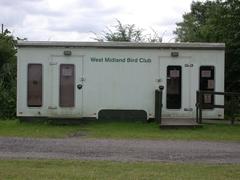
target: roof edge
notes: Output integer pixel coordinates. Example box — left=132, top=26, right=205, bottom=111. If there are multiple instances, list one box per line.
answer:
left=17, top=41, right=225, bottom=50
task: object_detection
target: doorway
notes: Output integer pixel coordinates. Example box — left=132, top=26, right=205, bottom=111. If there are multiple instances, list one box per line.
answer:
left=160, top=57, right=194, bottom=118
left=48, top=56, right=83, bottom=117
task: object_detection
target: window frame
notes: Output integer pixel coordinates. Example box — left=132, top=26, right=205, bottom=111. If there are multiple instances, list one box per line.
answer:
left=59, top=64, right=75, bottom=107
left=166, top=65, right=182, bottom=109
left=27, top=63, right=43, bottom=107
left=199, top=65, right=215, bottom=108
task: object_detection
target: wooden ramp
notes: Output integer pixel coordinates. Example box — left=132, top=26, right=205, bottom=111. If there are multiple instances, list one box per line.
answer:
left=160, top=118, right=202, bottom=128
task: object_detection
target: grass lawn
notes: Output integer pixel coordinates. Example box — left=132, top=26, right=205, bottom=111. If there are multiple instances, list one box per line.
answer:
left=0, top=159, right=240, bottom=180
left=0, top=119, right=240, bottom=141
left=83, top=120, right=240, bottom=141
left=0, top=119, right=82, bottom=138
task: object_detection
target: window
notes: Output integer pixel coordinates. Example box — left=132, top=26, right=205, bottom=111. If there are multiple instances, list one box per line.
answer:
left=59, top=64, right=75, bottom=107
left=166, top=66, right=181, bottom=109
left=199, top=66, right=215, bottom=108
left=27, top=64, right=42, bottom=107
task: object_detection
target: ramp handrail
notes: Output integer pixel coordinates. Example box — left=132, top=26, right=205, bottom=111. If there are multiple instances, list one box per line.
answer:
left=155, top=86, right=164, bottom=124
left=196, top=90, right=240, bottom=124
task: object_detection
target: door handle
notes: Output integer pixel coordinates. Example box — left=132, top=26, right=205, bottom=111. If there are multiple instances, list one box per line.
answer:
left=77, top=84, right=83, bottom=90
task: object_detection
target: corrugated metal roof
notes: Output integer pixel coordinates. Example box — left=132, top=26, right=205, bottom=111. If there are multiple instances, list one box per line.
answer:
left=17, top=41, right=225, bottom=50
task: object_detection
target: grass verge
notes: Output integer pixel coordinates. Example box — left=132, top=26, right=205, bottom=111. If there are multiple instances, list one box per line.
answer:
left=0, top=119, right=82, bottom=138
left=0, top=119, right=240, bottom=141
left=0, top=159, right=240, bottom=180
left=81, top=120, right=240, bottom=141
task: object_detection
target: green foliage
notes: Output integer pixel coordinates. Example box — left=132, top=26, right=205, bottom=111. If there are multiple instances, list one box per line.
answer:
left=0, top=30, right=17, bottom=117
left=174, top=0, right=240, bottom=91
left=94, top=20, right=162, bottom=42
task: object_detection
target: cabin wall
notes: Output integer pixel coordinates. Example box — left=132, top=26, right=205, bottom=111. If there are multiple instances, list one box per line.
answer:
left=17, top=47, right=225, bottom=119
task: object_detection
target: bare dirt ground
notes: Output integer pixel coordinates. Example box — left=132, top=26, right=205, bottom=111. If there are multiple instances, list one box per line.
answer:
left=0, top=137, right=240, bottom=163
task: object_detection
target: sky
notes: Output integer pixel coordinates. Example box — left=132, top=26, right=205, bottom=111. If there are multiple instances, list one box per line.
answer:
left=0, top=0, right=199, bottom=42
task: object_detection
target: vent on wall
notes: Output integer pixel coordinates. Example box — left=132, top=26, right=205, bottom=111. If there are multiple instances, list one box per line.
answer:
left=64, top=50, right=72, bottom=56
left=171, top=52, right=179, bottom=57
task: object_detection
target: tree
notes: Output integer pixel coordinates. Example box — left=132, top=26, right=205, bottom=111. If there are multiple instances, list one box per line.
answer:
left=93, top=20, right=162, bottom=43
left=0, top=29, right=17, bottom=117
left=174, top=0, right=240, bottom=92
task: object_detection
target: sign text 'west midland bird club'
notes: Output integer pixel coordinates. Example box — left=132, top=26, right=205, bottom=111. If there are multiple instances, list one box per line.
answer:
left=90, top=57, right=151, bottom=63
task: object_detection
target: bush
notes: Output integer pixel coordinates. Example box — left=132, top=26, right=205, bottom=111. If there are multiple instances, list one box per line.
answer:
left=0, top=30, right=17, bottom=118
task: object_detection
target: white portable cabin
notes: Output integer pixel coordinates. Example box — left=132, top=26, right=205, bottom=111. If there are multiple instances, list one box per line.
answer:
left=17, top=41, right=225, bottom=120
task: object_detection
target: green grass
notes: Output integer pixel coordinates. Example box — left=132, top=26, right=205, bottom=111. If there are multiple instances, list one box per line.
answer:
left=0, top=119, right=240, bottom=141
left=81, top=120, right=240, bottom=141
left=0, top=159, right=240, bottom=180
left=0, top=119, right=82, bottom=138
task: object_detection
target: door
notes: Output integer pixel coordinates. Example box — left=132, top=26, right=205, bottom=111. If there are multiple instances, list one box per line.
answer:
left=48, top=56, right=83, bottom=117
left=159, top=57, right=194, bottom=118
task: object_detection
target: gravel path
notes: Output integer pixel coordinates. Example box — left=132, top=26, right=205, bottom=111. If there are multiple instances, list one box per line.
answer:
left=0, top=137, right=240, bottom=163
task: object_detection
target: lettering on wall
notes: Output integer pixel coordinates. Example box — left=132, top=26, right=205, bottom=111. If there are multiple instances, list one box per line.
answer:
left=90, top=57, right=152, bottom=63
